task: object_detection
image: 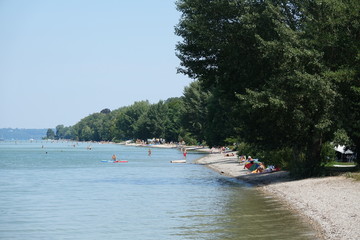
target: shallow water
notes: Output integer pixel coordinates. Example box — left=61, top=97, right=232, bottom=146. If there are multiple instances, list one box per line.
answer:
left=0, top=141, right=316, bottom=239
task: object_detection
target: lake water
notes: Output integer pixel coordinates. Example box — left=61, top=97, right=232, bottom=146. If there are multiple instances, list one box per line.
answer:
left=0, top=141, right=316, bottom=240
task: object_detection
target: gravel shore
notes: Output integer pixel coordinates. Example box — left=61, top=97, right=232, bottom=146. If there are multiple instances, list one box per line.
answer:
left=195, top=152, right=360, bottom=240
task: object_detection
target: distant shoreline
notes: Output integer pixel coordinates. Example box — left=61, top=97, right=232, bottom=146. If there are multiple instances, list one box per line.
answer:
left=120, top=142, right=222, bottom=152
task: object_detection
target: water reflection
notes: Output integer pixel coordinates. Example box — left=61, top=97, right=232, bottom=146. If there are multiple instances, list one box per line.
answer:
left=173, top=175, right=317, bottom=240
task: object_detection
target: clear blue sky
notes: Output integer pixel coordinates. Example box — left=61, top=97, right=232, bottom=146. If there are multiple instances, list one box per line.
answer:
left=0, top=0, right=191, bottom=129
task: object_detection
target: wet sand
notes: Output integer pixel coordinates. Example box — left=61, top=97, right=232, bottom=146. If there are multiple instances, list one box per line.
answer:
left=195, top=152, right=360, bottom=240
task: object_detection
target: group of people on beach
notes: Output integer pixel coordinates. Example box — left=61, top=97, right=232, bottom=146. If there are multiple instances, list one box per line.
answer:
left=239, top=155, right=280, bottom=174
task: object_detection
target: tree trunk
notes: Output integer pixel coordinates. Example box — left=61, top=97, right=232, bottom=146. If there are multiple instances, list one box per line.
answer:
left=305, top=134, right=323, bottom=177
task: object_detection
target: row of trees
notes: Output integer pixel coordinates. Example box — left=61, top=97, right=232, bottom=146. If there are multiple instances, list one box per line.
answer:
left=56, top=79, right=243, bottom=146
left=47, top=96, right=200, bottom=145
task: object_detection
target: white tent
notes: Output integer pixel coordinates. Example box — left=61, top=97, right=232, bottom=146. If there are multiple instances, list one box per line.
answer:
left=334, top=145, right=345, bottom=154
left=345, top=149, right=354, bottom=154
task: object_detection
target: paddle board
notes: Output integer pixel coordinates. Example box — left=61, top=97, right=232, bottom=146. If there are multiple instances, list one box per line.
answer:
left=101, top=160, right=113, bottom=163
left=170, top=160, right=186, bottom=163
left=101, top=160, right=128, bottom=163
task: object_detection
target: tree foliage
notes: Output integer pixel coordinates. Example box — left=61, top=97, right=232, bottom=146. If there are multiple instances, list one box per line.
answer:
left=46, top=128, right=55, bottom=140
left=55, top=125, right=74, bottom=139
left=113, top=101, right=150, bottom=140
left=175, top=0, right=360, bottom=176
left=68, top=98, right=186, bottom=143
left=181, top=81, right=209, bottom=143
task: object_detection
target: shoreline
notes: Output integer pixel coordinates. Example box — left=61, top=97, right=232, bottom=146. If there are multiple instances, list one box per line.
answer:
left=194, top=151, right=360, bottom=240
left=194, top=151, right=291, bottom=184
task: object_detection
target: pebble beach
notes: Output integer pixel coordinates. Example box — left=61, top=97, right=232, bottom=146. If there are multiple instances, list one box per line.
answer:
left=195, top=152, right=360, bottom=240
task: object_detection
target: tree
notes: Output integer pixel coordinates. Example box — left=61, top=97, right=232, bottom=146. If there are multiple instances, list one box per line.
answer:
left=70, top=109, right=120, bottom=141
left=175, top=0, right=349, bottom=176
left=175, top=0, right=288, bottom=146
left=46, top=128, right=55, bottom=139
left=164, top=97, right=185, bottom=142
left=55, top=125, right=65, bottom=140
left=114, top=111, right=133, bottom=140
left=181, top=81, right=209, bottom=143
left=100, top=108, right=111, bottom=114
left=205, top=88, right=238, bottom=147
left=135, top=101, right=169, bottom=140
left=113, top=101, right=150, bottom=140
left=301, top=0, right=360, bottom=166
left=55, top=125, right=74, bottom=139
left=81, top=125, right=94, bottom=141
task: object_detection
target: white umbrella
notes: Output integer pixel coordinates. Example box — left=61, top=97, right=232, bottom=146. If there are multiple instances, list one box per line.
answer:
left=345, top=149, right=354, bottom=154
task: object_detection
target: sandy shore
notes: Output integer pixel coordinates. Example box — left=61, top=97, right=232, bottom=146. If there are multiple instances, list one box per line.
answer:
left=195, top=152, right=360, bottom=240
left=195, top=151, right=291, bottom=184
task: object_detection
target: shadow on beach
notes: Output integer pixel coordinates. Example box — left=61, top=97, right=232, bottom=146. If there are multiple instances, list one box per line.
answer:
left=235, top=171, right=291, bottom=186
left=195, top=154, right=293, bottom=186
left=197, top=155, right=358, bottom=187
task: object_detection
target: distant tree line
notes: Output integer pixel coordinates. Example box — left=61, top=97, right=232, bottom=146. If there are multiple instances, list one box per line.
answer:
left=47, top=91, right=212, bottom=146
left=48, top=0, right=359, bottom=178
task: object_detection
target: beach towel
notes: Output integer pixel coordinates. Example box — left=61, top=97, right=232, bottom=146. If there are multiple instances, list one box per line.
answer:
left=249, top=163, right=260, bottom=171
left=244, top=162, right=254, bottom=169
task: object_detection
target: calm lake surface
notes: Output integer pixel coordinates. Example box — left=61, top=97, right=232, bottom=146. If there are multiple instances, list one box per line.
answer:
left=0, top=141, right=316, bottom=240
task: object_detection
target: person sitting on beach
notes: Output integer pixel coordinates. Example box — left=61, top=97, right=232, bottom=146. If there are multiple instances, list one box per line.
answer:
left=225, top=152, right=235, bottom=157
left=252, top=162, right=266, bottom=174
left=244, top=156, right=254, bottom=169
left=264, top=165, right=274, bottom=173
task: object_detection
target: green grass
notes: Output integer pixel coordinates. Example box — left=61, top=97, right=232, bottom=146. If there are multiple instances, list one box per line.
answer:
left=343, top=172, right=360, bottom=181
left=324, top=161, right=358, bottom=176
left=325, top=161, right=356, bottom=167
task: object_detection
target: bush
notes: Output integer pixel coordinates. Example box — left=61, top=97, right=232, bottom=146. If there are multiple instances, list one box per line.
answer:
left=236, top=142, right=259, bottom=159
left=321, top=142, right=336, bottom=165
left=262, top=148, right=293, bottom=170
left=180, top=133, right=198, bottom=146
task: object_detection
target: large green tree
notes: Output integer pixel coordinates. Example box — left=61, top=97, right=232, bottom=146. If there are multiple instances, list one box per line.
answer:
left=164, top=97, right=185, bottom=142
left=181, top=81, right=209, bottom=143
left=55, top=125, right=74, bottom=139
left=72, top=109, right=117, bottom=141
left=301, top=0, right=360, bottom=166
left=113, top=101, right=150, bottom=140
left=46, top=128, right=55, bottom=139
left=135, top=101, right=169, bottom=140
left=175, top=0, right=359, bottom=176
left=175, top=0, right=288, bottom=147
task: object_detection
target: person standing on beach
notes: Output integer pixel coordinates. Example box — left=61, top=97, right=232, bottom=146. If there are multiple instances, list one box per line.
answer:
left=183, top=149, right=187, bottom=159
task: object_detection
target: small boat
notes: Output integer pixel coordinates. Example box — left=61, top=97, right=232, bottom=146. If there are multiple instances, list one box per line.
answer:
left=170, top=160, right=186, bottom=163
left=113, top=160, right=128, bottom=163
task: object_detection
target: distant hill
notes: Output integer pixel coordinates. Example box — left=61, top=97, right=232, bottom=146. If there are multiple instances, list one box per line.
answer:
left=0, top=128, right=49, bottom=140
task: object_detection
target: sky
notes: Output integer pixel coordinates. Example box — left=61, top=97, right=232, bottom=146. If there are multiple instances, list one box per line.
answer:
left=0, top=0, right=192, bottom=129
